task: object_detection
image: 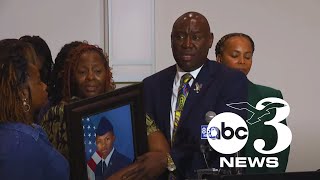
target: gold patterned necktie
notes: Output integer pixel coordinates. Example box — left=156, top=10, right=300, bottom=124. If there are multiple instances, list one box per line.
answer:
left=172, top=73, right=193, bottom=144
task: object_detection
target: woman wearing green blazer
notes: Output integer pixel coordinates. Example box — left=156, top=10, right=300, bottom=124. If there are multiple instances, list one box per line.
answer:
left=215, top=33, right=290, bottom=174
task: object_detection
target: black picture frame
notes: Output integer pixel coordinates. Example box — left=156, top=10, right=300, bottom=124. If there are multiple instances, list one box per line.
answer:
left=64, top=83, right=147, bottom=180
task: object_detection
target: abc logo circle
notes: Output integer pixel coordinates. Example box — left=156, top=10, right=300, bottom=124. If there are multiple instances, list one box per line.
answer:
left=207, top=112, right=248, bottom=154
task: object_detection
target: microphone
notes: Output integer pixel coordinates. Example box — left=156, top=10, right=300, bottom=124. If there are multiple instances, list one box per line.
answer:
left=203, top=111, right=242, bottom=175
left=234, top=150, right=243, bottom=175
left=205, top=111, right=216, bottom=124
left=201, top=111, right=217, bottom=168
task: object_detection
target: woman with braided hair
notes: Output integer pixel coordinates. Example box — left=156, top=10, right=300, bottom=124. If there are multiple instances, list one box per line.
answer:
left=41, top=42, right=170, bottom=179
left=41, top=42, right=115, bottom=160
left=0, top=39, right=69, bottom=180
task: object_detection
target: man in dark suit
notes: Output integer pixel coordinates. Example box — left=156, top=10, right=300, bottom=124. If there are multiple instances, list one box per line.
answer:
left=87, top=117, right=131, bottom=180
left=143, top=12, right=248, bottom=179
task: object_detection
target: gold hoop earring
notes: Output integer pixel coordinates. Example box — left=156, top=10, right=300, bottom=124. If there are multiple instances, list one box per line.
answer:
left=22, top=98, right=30, bottom=112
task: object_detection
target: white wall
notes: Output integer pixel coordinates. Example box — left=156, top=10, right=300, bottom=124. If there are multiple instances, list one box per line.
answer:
left=108, top=0, right=155, bottom=82
left=1, top=0, right=319, bottom=172
left=155, top=0, right=320, bottom=172
left=0, top=0, right=105, bottom=59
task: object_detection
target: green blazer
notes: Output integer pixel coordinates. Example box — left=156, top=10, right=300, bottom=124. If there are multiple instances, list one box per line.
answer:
left=245, top=81, right=290, bottom=174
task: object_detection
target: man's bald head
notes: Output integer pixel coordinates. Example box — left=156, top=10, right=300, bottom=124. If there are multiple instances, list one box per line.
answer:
left=172, top=12, right=211, bottom=33
left=171, top=12, right=213, bottom=72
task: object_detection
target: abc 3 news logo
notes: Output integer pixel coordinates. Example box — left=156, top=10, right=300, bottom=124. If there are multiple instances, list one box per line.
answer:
left=202, top=98, right=292, bottom=168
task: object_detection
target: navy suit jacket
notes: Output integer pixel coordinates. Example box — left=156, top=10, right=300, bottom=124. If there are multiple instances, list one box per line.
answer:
left=95, top=149, right=131, bottom=180
left=143, top=59, right=248, bottom=178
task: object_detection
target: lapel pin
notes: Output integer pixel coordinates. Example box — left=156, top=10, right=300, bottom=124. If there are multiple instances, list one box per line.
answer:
left=194, top=82, right=202, bottom=93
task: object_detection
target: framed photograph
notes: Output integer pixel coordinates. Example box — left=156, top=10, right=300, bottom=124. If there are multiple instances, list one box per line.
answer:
left=64, top=83, right=147, bottom=180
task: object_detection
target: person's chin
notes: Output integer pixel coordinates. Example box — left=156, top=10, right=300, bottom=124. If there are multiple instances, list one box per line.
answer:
left=101, top=151, right=109, bottom=159
left=84, top=91, right=99, bottom=98
left=239, top=69, right=248, bottom=75
left=178, top=62, right=195, bottom=72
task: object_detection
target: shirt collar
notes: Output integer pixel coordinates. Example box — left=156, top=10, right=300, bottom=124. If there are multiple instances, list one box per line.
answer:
left=0, top=122, right=46, bottom=141
left=174, top=64, right=203, bottom=86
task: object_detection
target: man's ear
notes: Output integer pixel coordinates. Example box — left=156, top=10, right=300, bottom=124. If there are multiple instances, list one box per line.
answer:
left=216, top=54, right=222, bottom=63
left=208, top=33, right=214, bottom=48
left=171, top=34, right=174, bottom=48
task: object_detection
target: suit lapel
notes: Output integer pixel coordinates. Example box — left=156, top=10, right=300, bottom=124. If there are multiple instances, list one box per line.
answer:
left=180, top=60, right=217, bottom=125
left=159, top=66, right=176, bottom=141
